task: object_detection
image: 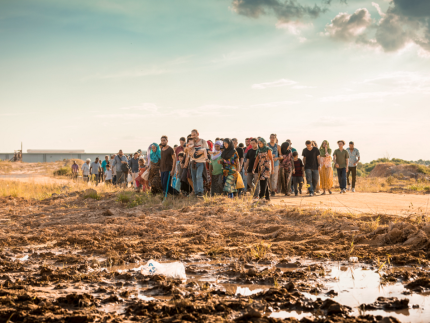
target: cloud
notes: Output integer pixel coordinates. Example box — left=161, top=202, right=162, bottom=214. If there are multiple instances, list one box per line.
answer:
left=252, top=78, right=296, bottom=89
left=251, top=100, right=299, bottom=107
left=325, top=8, right=373, bottom=42
left=231, top=0, right=327, bottom=23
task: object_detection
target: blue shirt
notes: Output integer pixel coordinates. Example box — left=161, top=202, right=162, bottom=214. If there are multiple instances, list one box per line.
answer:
left=347, top=148, right=360, bottom=167
left=268, top=143, right=279, bottom=166
left=101, top=160, right=107, bottom=171
left=128, top=157, right=140, bottom=173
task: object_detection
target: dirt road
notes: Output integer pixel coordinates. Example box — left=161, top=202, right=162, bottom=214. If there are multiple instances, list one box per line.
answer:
left=271, top=192, right=430, bottom=215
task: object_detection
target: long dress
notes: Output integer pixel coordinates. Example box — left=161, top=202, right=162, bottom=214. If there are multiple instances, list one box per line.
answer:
left=256, top=151, right=272, bottom=180
left=148, top=160, right=162, bottom=194
left=319, top=155, right=333, bottom=190
left=222, top=152, right=239, bottom=193
left=280, top=152, right=293, bottom=194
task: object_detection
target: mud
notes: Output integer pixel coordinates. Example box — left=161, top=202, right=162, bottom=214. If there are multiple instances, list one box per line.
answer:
left=1, top=192, right=430, bottom=322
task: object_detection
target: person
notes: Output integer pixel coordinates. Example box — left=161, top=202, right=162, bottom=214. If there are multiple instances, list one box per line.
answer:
left=111, top=150, right=128, bottom=187
left=218, top=138, right=239, bottom=198
left=148, top=143, right=163, bottom=194
left=333, top=140, right=349, bottom=194
left=189, top=129, right=208, bottom=197
left=180, top=144, right=193, bottom=195
left=101, top=155, right=109, bottom=182
left=319, top=140, right=333, bottom=195
left=174, top=153, right=184, bottom=192
left=302, top=140, right=320, bottom=197
left=98, top=159, right=103, bottom=183
left=104, top=164, right=113, bottom=185
left=292, top=152, right=304, bottom=196
left=278, top=141, right=293, bottom=196
left=90, top=157, right=101, bottom=185
left=268, top=134, right=282, bottom=196
left=129, top=152, right=140, bottom=188
left=244, top=138, right=260, bottom=198
left=232, top=138, right=244, bottom=196
left=159, top=136, right=176, bottom=194
left=286, top=139, right=297, bottom=153
left=110, top=155, right=117, bottom=185
left=136, top=158, right=148, bottom=192
left=71, top=161, right=79, bottom=180
left=252, top=138, right=274, bottom=201
left=175, top=137, right=186, bottom=161
left=81, top=159, right=90, bottom=182
left=209, top=140, right=224, bottom=196
left=347, top=141, right=360, bottom=192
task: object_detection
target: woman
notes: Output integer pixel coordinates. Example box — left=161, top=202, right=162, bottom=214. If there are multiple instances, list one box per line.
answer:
left=319, top=140, right=333, bottom=194
left=148, top=143, right=162, bottom=194
left=252, top=138, right=274, bottom=201
left=209, top=140, right=224, bottom=196
left=218, top=138, right=239, bottom=198
left=278, top=141, right=293, bottom=196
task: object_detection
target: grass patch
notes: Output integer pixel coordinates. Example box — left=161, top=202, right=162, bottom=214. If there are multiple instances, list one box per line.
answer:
left=53, top=167, right=72, bottom=176
left=83, top=190, right=100, bottom=200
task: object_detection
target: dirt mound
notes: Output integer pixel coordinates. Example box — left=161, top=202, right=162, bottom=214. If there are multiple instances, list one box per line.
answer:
left=369, top=163, right=420, bottom=178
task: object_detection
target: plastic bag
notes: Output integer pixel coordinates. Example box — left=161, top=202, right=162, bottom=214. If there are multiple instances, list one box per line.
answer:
left=127, top=173, right=133, bottom=182
left=142, top=169, right=150, bottom=181
left=140, top=259, right=186, bottom=280
left=236, top=173, right=245, bottom=189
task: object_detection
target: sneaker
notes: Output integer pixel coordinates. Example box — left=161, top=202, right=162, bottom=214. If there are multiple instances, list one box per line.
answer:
left=342, top=189, right=346, bottom=193
left=347, top=185, right=351, bottom=191
left=271, top=191, right=275, bottom=197
left=328, top=190, right=332, bottom=195
left=340, top=190, right=343, bottom=194
left=299, top=189, right=302, bottom=195
left=352, top=188, right=355, bottom=192
left=295, top=192, right=298, bottom=196
left=309, top=193, right=314, bottom=197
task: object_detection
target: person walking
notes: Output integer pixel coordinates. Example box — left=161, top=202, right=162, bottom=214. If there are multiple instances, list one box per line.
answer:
left=252, top=138, right=274, bottom=202
left=209, top=140, right=224, bottom=196
left=302, top=140, right=320, bottom=197
left=160, top=136, right=176, bottom=194
left=104, top=164, right=113, bottom=185
left=71, top=161, right=79, bottom=180
left=175, top=137, right=186, bottom=161
left=129, top=152, right=140, bottom=188
left=244, top=138, right=260, bottom=198
left=232, top=138, right=244, bottom=196
left=218, top=138, right=239, bottom=198
left=333, top=140, right=349, bottom=194
left=347, top=141, right=360, bottom=192
left=292, top=152, right=304, bottom=196
left=90, top=157, right=101, bottom=186
left=279, top=141, right=293, bottom=196
left=101, top=155, right=109, bottom=182
left=268, top=134, right=282, bottom=196
left=319, top=140, right=333, bottom=195
left=110, top=155, right=117, bottom=185
left=111, top=150, right=128, bottom=187
left=81, top=159, right=90, bottom=182
left=148, top=143, right=163, bottom=194
left=189, top=129, right=208, bottom=197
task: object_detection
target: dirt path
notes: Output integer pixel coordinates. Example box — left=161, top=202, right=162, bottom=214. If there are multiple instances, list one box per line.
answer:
left=270, top=192, right=430, bottom=215
left=0, top=174, right=70, bottom=185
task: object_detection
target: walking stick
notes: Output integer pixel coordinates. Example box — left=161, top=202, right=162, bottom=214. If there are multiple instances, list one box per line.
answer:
left=164, top=172, right=171, bottom=202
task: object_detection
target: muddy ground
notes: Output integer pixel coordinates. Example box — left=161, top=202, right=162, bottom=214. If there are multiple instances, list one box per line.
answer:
left=1, top=190, right=430, bottom=322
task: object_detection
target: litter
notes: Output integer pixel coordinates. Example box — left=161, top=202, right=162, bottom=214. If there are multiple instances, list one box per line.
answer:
left=140, top=259, right=187, bottom=280
left=349, top=257, right=358, bottom=263
left=235, top=286, right=264, bottom=296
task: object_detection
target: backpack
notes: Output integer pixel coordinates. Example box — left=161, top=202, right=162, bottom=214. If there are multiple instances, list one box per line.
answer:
left=117, top=156, right=129, bottom=173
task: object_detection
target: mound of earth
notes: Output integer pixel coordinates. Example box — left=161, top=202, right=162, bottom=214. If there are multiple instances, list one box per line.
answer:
left=369, top=163, right=421, bottom=178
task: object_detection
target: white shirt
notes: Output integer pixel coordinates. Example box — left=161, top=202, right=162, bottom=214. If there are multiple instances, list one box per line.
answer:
left=81, top=163, right=90, bottom=176
left=104, top=170, right=112, bottom=180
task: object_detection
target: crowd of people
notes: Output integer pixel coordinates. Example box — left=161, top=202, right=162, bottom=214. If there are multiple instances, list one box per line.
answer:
left=71, top=129, right=360, bottom=201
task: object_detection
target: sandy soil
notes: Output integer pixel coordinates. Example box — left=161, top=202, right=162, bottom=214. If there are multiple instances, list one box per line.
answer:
left=271, top=192, right=430, bottom=216
left=0, top=174, right=71, bottom=185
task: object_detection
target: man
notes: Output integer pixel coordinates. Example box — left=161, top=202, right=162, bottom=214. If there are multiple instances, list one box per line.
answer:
left=129, top=152, right=140, bottom=188
left=160, top=136, right=176, bottom=194
left=111, top=150, right=128, bottom=187
left=268, top=134, right=282, bottom=196
left=109, top=155, right=117, bottom=185
left=286, top=139, right=297, bottom=153
left=81, top=159, right=91, bottom=182
left=347, top=142, right=360, bottom=192
left=188, top=129, right=208, bottom=197
left=175, top=137, right=186, bottom=161
left=333, top=140, right=349, bottom=194
left=101, top=155, right=109, bottom=180
left=302, top=140, right=320, bottom=197
left=71, top=161, right=79, bottom=180
left=90, top=157, right=101, bottom=185
left=244, top=138, right=260, bottom=198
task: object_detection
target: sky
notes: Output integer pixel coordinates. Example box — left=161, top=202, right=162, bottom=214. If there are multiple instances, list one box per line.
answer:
left=1, top=0, right=429, bottom=162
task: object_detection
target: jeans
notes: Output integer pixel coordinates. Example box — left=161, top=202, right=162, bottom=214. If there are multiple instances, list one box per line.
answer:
left=112, top=175, right=117, bottom=185
left=337, top=167, right=347, bottom=190
left=161, top=171, right=171, bottom=193
left=292, top=176, right=304, bottom=194
left=116, top=171, right=126, bottom=186
left=191, top=162, right=205, bottom=195
left=347, top=167, right=357, bottom=188
left=270, top=165, right=279, bottom=193
left=259, top=179, right=270, bottom=200
left=246, top=173, right=260, bottom=198
left=305, top=169, right=319, bottom=194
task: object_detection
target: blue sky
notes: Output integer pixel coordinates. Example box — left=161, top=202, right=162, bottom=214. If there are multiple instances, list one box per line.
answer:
left=1, top=0, right=429, bottom=162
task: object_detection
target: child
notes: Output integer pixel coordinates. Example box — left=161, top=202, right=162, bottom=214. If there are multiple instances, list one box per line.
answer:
left=104, top=165, right=113, bottom=185
left=174, top=153, right=184, bottom=192
left=136, top=158, right=148, bottom=192
left=292, top=151, right=304, bottom=196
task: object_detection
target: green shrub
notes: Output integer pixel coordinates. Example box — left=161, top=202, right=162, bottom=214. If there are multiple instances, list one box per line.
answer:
left=117, top=191, right=133, bottom=204
left=83, top=191, right=100, bottom=200
left=53, top=167, right=71, bottom=176
left=386, top=176, right=394, bottom=185
left=417, top=165, right=430, bottom=175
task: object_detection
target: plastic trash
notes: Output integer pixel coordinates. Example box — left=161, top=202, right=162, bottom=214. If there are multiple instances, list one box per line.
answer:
left=349, top=257, right=358, bottom=263
left=235, top=287, right=264, bottom=296
left=140, top=259, right=186, bottom=280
